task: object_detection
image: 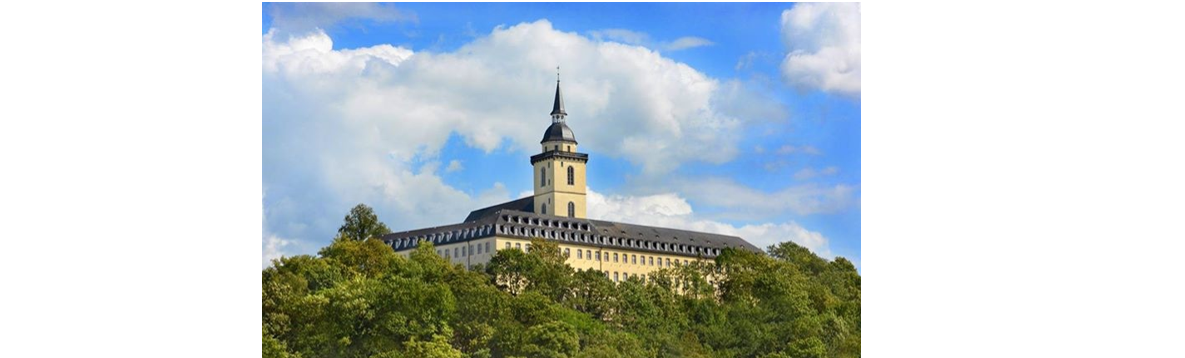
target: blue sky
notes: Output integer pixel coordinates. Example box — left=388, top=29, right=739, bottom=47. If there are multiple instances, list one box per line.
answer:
left=262, top=3, right=861, bottom=269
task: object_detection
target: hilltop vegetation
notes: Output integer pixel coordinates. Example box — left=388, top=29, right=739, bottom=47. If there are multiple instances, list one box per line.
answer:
left=263, top=205, right=860, bottom=358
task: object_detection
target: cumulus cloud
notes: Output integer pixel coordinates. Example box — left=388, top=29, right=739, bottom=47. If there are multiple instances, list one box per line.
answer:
left=264, top=20, right=779, bottom=256
left=586, top=189, right=833, bottom=257
left=780, top=3, right=861, bottom=96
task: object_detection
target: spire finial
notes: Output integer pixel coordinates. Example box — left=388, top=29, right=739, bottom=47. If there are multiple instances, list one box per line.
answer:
left=550, top=69, right=566, bottom=117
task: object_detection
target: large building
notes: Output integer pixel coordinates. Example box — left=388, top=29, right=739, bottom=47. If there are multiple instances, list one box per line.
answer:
left=381, top=75, right=759, bottom=283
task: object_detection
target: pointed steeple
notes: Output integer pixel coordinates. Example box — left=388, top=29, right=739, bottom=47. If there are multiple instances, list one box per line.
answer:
left=550, top=67, right=566, bottom=117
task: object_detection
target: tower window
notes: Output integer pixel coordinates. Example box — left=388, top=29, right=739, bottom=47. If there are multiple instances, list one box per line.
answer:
left=541, top=168, right=546, bottom=185
left=567, top=166, right=574, bottom=185
left=568, top=202, right=575, bottom=218
left=542, top=203, right=547, bottom=215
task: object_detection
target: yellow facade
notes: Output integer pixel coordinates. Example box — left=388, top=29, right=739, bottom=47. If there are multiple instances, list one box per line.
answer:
left=498, top=237, right=706, bottom=283
left=533, top=140, right=587, bottom=218
left=396, top=236, right=709, bottom=284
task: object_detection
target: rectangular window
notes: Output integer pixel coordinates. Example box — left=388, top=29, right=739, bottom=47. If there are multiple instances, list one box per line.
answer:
left=454, top=248, right=458, bottom=257
left=596, top=251, right=601, bottom=261
left=505, top=242, right=511, bottom=249
left=632, top=255, right=637, bottom=265
left=649, top=257, right=654, bottom=266
left=462, top=247, right=466, bottom=256
left=666, top=258, right=671, bottom=267
left=515, top=243, right=521, bottom=250
left=564, top=248, right=570, bottom=258
left=486, top=242, right=491, bottom=253
left=614, top=272, right=619, bottom=282
left=613, top=253, right=618, bottom=262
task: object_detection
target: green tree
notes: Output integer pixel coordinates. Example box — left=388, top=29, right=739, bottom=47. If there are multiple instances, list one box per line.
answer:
left=338, top=203, right=392, bottom=241
left=264, top=221, right=861, bottom=358
left=318, top=234, right=404, bottom=278
left=567, top=268, right=616, bottom=321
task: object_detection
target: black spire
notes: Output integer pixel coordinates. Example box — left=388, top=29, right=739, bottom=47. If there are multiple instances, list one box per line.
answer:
left=550, top=68, right=566, bottom=116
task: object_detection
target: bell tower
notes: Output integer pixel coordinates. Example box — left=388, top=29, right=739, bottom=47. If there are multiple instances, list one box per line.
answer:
left=532, top=69, right=588, bottom=218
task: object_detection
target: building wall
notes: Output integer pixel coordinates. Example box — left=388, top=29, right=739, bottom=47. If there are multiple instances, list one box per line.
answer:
left=495, top=236, right=708, bottom=283
left=532, top=150, right=587, bottom=218
left=394, top=236, right=712, bottom=284
left=393, top=237, right=498, bottom=269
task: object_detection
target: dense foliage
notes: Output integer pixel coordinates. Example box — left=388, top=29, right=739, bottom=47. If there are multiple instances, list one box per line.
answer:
left=338, top=204, right=392, bottom=241
left=265, top=213, right=860, bottom=358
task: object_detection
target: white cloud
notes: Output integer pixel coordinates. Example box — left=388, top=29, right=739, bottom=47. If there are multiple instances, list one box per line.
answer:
left=780, top=3, right=861, bottom=96
left=793, top=166, right=840, bottom=180
left=445, top=160, right=464, bottom=173
left=263, top=20, right=784, bottom=257
left=263, top=234, right=292, bottom=268
left=263, top=187, right=294, bottom=268
left=267, top=3, right=416, bottom=36
left=664, top=36, right=714, bottom=51
left=776, top=144, right=822, bottom=155
left=676, top=178, right=855, bottom=217
left=735, top=51, right=760, bottom=71
left=586, top=188, right=834, bottom=258
left=587, top=29, right=649, bottom=45
left=588, top=29, right=714, bottom=52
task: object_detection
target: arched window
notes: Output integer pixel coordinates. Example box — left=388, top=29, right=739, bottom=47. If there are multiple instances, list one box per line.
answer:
left=567, top=202, right=575, bottom=218
left=541, top=167, right=546, bottom=185
left=567, top=166, right=574, bottom=185
left=578, top=249, right=583, bottom=259
left=542, top=203, right=548, bottom=215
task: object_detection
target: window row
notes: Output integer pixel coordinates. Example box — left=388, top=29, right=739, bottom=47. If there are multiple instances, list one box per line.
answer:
left=497, top=223, right=724, bottom=257
left=502, top=215, right=590, bottom=231
left=434, top=241, right=494, bottom=259
left=387, top=225, right=494, bottom=250
left=565, top=249, right=693, bottom=268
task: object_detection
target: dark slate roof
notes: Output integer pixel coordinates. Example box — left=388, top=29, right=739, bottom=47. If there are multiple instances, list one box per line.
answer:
left=381, top=198, right=761, bottom=257
left=550, top=81, right=566, bottom=116
left=541, top=122, right=577, bottom=144
left=464, top=196, right=534, bottom=222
